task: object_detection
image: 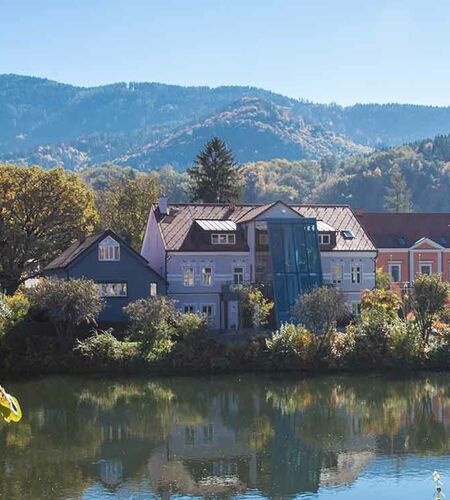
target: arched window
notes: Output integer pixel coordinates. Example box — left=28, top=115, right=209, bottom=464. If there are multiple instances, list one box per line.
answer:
left=98, top=236, right=120, bottom=261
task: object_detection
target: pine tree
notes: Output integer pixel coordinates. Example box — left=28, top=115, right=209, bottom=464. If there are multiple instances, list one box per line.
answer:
left=188, top=137, right=242, bottom=203
left=383, top=166, right=412, bottom=212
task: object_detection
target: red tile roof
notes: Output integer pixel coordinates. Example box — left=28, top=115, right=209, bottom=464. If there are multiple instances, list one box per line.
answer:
left=154, top=203, right=375, bottom=252
left=356, top=211, right=450, bottom=248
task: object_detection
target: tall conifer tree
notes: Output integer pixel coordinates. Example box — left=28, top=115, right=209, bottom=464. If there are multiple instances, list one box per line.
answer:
left=188, top=137, right=242, bottom=203
left=383, top=165, right=412, bottom=212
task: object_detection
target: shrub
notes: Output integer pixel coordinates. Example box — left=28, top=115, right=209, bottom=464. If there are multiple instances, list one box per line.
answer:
left=266, top=323, right=318, bottom=367
left=175, top=313, right=208, bottom=345
left=75, top=329, right=131, bottom=361
left=294, top=286, right=348, bottom=335
left=239, top=286, right=274, bottom=329
left=27, top=278, right=103, bottom=338
left=413, top=274, right=450, bottom=343
left=361, top=288, right=402, bottom=319
left=0, top=290, right=29, bottom=335
left=386, top=319, right=421, bottom=367
left=124, top=296, right=180, bottom=343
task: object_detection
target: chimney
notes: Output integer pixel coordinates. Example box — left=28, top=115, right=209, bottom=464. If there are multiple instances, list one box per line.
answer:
left=158, top=196, right=169, bottom=215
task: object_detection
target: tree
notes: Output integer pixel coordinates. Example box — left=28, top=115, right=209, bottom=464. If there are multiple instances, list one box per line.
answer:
left=27, top=278, right=104, bottom=338
left=188, top=137, right=242, bottom=203
left=0, top=165, right=98, bottom=293
left=413, top=274, right=450, bottom=343
left=383, top=165, right=412, bottom=212
left=96, top=175, right=160, bottom=248
left=294, top=286, right=348, bottom=335
left=361, top=288, right=402, bottom=319
left=238, top=285, right=274, bottom=329
left=375, top=266, right=392, bottom=290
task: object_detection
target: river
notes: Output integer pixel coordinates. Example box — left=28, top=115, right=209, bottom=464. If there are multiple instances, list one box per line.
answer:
left=0, top=373, right=449, bottom=499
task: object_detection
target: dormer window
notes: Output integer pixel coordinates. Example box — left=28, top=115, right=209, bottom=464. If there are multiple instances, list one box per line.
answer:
left=318, top=234, right=331, bottom=245
left=211, top=233, right=236, bottom=245
left=98, top=236, right=120, bottom=261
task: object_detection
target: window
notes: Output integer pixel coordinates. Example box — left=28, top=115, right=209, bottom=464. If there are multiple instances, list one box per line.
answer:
left=389, top=263, right=401, bottom=283
left=149, top=282, right=157, bottom=296
left=201, top=304, right=214, bottom=321
left=211, top=233, right=236, bottom=245
left=419, top=262, right=432, bottom=275
left=233, top=266, right=244, bottom=285
left=351, top=265, right=361, bottom=284
left=98, top=236, right=120, bottom=261
left=202, top=267, right=213, bottom=286
left=183, top=266, right=194, bottom=286
left=184, top=304, right=196, bottom=314
left=318, top=234, right=331, bottom=245
left=332, top=264, right=343, bottom=284
left=352, top=302, right=361, bottom=316
left=342, top=230, right=355, bottom=240
left=98, top=282, right=127, bottom=297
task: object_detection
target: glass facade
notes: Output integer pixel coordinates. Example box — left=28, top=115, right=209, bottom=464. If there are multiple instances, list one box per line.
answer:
left=267, top=219, right=323, bottom=324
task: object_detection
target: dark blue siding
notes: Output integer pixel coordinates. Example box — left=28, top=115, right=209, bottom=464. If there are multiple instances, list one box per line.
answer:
left=44, top=240, right=166, bottom=322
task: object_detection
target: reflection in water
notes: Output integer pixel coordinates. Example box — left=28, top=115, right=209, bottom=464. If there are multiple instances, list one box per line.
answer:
left=0, top=374, right=449, bottom=499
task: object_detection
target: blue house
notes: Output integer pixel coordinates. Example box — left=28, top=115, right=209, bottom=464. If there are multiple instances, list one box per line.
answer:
left=43, top=229, right=166, bottom=322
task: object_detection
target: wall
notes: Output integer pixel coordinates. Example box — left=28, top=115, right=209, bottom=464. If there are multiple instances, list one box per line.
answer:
left=321, top=252, right=376, bottom=307
left=166, top=252, right=250, bottom=329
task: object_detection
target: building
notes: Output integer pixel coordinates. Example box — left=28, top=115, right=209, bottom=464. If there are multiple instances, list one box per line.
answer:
left=141, top=199, right=376, bottom=329
left=43, top=229, right=166, bottom=322
left=356, top=212, right=450, bottom=286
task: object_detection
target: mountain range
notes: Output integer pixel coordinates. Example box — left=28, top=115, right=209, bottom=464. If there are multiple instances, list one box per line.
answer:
left=2, top=74, right=450, bottom=170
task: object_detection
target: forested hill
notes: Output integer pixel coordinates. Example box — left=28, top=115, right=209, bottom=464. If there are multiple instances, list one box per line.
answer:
left=3, top=74, right=450, bottom=170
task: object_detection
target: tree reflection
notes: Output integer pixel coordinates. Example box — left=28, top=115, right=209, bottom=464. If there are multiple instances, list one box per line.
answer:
left=0, top=374, right=449, bottom=499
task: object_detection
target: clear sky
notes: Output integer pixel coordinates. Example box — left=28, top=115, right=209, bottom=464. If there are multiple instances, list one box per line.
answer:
left=2, top=0, right=450, bottom=105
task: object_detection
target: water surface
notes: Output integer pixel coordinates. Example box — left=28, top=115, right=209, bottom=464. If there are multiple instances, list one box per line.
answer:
left=1, top=373, right=449, bottom=499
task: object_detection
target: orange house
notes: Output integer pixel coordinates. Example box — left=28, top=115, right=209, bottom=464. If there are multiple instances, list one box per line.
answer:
left=356, top=212, right=450, bottom=285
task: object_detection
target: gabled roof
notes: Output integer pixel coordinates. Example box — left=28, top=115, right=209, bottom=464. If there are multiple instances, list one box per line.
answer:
left=153, top=203, right=375, bottom=252
left=356, top=211, right=450, bottom=249
left=44, top=229, right=166, bottom=279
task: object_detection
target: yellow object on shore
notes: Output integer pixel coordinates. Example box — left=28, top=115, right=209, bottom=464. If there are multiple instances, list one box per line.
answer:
left=0, top=385, right=22, bottom=423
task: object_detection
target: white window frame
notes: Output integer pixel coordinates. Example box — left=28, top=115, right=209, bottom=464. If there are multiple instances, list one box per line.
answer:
left=149, top=282, right=158, bottom=297
left=183, top=304, right=197, bottom=314
left=419, top=262, right=433, bottom=275
left=98, top=236, right=120, bottom=261
left=318, top=234, right=331, bottom=245
left=98, top=282, right=127, bottom=297
left=201, top=266, right=213, bottom=286
left=233, top=266, right=244, bottom=285
left=332, top=264, right=343, bottom=284
left=211, top=233, right=236, bottom=245
left=183, top=266, right=195, bottom=287
left=200, top=304, right=215, bottom=321
left=388, top=262, right=401, bottom=283
left=351, top=265, right=361, bottom=284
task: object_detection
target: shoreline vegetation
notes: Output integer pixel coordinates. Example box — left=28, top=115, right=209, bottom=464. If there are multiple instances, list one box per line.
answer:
left=0, top=273, right=449, bottom=379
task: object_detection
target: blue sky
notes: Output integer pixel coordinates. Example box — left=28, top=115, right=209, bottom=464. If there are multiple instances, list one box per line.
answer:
left=2, top=0, right=450, bottom=105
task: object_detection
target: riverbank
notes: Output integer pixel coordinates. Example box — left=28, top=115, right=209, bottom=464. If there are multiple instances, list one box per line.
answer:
left=1, top=319, right=449, bottom=379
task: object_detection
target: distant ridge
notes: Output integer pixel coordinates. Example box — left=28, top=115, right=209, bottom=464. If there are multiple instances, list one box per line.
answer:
left=2, top=74, right=450, bottom=170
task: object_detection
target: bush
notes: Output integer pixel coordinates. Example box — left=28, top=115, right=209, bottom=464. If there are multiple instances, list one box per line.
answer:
left=27, top=278, right=103, bottom=338
left=361, top=288, right=402, bottom=319
left=75, top=329, right=137, bottom=365
left=294, top=286, right=348, bottom=335
left=266, top=323, right=318, bottom=368
left=175, top=313, right=208, bottom=346
left=238, top=285, right=274, bottom=329
left=413, top=273, right=450, bottom=343
left=0, top=290, right=29, bottom=335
